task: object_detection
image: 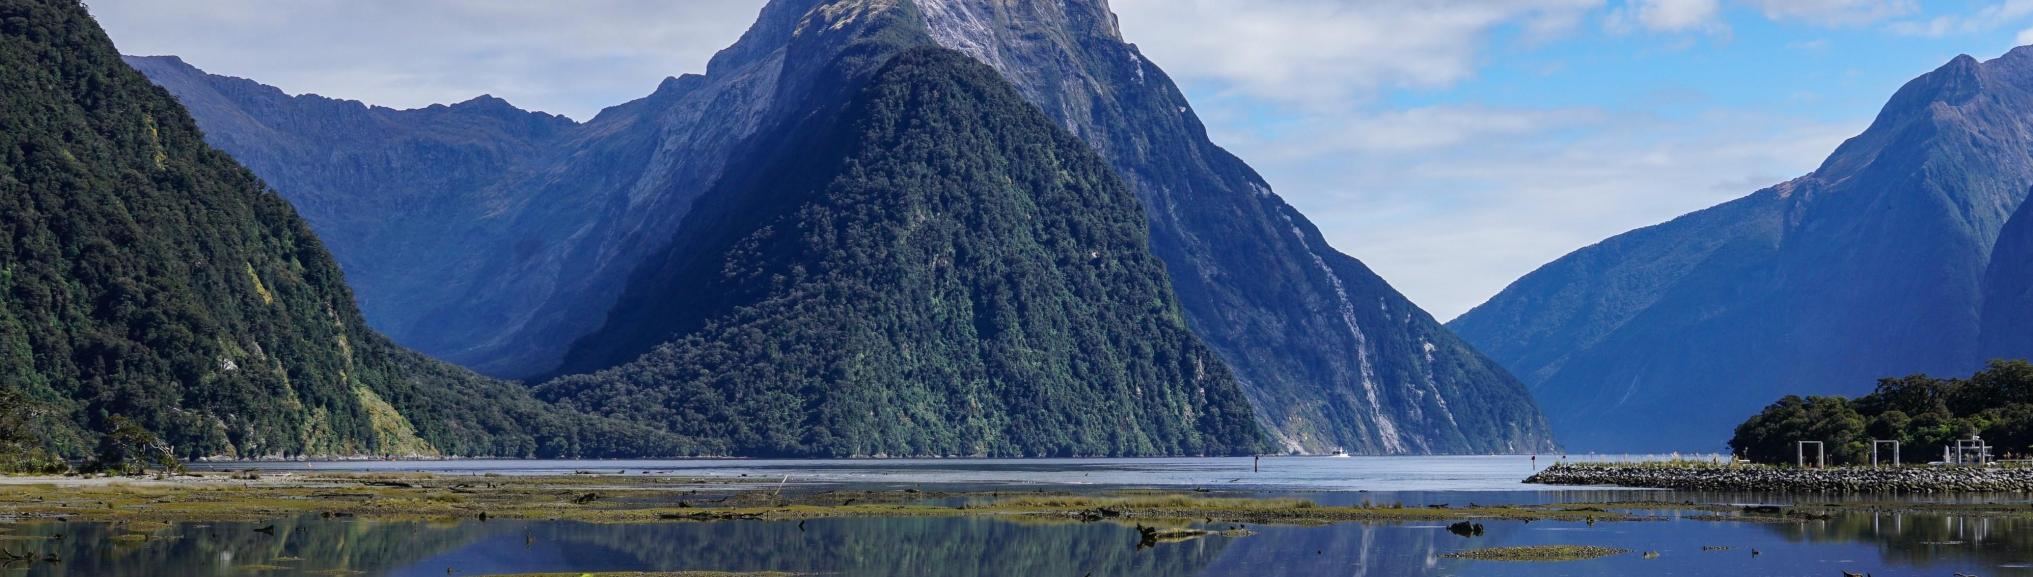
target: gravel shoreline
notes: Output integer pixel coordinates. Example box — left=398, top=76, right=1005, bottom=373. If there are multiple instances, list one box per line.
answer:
left=1527, top=463, right=2033, bottom=494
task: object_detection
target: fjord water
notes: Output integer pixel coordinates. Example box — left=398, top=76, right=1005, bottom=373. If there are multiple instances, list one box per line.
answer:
left=18, top=457, right=1980, bottom=576
left=8, top=509, right=2027, bottom=576
left=192, top=456, right=1573, bottom=492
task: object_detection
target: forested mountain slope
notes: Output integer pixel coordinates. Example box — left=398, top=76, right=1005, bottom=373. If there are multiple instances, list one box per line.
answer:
left=539, top=42, right=1267, bottom=457
left=0, top=0, right=686, bottom=459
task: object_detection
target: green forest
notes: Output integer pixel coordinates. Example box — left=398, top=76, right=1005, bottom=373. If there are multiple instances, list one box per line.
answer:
left=537, top=48, right=1269, bottom=458
left=0, top=0, right=690, bottom=468
left=1730, top=360, right=2033, bottom=464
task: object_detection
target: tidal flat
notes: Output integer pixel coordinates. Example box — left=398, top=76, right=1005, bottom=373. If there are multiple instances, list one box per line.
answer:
left=0, top=472, right=1637, bottom=525
left=2, top=465, right=2031, bottom=576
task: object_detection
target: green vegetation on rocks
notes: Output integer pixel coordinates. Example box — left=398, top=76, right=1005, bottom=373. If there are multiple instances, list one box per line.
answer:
left=0, top=0, right=687, bottom=460
left=539, top=46, right=1267, bottom=458
left=1730, top=360, right=2033, bottom=464
left=0, top=389, right=71, bottom=473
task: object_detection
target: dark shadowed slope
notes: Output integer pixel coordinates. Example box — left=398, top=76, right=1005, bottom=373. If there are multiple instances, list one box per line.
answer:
left=1454, top=49, right=2033, bottom=452
left=0, top=0, right=685, bottom=459
left=539, top=32, right=1267, bottom=456
left=1984, top=197, right=2033, bottom=360
left=118, top=54, right=574, bottom=367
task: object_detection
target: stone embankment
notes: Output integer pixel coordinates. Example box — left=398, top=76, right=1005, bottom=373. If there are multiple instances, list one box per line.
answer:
left=1526, top=463, right=2033, bottom=493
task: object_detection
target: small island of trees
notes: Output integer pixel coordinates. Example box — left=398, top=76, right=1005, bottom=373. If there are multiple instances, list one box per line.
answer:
left=1731, top=360, right=2033, bottom=465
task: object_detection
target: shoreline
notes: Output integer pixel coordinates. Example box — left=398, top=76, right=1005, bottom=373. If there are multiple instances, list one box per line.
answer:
left=0, top=471, right=1630, bottom=526
left=1527, top=462, right=2033, bottom=494
left=3, top=469, right=2030, bottom=528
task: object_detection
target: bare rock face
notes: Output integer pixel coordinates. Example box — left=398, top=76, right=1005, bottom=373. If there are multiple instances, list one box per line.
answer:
left=901, top=0, right=1554, bottom=455
left=133, top=0, right=1556, bottom=455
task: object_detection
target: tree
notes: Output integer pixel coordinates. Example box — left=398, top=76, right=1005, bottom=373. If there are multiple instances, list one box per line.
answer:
left=0, top=389, right=70, bottom=473
left=89, top=416, right=181, bottom=475
left=1733, top=360, right=2033, bottom=464
left=1730, top=396, right=1867, bottom=465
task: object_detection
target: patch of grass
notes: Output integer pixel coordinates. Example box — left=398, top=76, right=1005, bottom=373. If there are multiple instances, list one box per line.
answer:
left=996, top=494, right=1314, bottom=510
left=471, top=573, right=804, bottom=577
left=125, top=520, right=173, bottom=532
left=1443, top=545, right=1628, bottom=561
left=0, top=473, right=1634, bottom=527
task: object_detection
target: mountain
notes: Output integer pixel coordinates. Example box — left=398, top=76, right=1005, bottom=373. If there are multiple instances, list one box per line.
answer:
left=1983, top=198, right=2033, bottom=360
left=119, top=54, right=576, bottom=371
left=0, top=0, right=685, bottom=459
left=902, top=0, right=1552, bottom=455
left=1452, top=49, right=2033, bottom=452
left=539, top=44, right=1266, bottom=457
left=131, top=0, right=1556, bottom=455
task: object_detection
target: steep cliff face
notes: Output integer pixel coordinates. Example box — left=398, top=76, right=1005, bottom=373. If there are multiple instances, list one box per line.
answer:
left=1, top=0, right=684, bottom=459
left=900, top=0, right=1553, bottom=454
left=1454, top=50, right=2033, bottom=452
left=136, top=0, right=1556, bottom=455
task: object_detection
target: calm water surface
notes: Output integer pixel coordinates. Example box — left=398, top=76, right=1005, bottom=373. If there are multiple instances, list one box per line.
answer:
left=9, top=457, right=2021, bottom=576
left=193, top=455, right=1569, bottom=491
left=5, top=512, right=2029, bottom=576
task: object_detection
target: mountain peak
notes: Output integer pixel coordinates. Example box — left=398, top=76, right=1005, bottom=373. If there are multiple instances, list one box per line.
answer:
left=447, top=94, right=513, bottom=111
left=125, top=53, right=191, bottom=69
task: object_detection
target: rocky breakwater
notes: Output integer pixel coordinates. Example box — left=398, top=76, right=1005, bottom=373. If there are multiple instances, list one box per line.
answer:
left=1527, top=463, right=2033, bottom=494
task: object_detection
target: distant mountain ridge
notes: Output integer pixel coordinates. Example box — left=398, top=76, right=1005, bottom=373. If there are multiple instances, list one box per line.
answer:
left=1453, top=48, right=2033, bottom=452
left=2, top=0, right=684, bottom=459
left=130, top=0, right=1557, bottom=455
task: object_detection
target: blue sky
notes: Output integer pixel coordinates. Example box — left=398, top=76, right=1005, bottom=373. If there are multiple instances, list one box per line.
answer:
left=89, top=0, right=2033, bottom=319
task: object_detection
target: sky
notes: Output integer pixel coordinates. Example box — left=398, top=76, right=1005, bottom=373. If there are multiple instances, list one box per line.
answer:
left=88, top=0, right=2033, bottom=320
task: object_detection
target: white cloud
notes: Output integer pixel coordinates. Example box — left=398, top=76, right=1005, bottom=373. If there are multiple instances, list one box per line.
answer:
left=1888, top=0, right=2033, bottom=37
left=1246, top=106, right=1609, bottom=157
left=1109, top=0, right=1873, bottom=316
left=1209, top=106, right=1859, bottom=318
left=1110, top=0, right=1604, bottom=107
left=1608, top=0, right=1727, bottom=34
left=1738, top=0, right=1915, bottom=26
left=87, top=0, right=770, bottom=120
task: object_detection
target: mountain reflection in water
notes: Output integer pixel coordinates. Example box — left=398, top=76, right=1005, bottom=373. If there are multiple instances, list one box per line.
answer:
left=4, top=509, right=2028, bottom=576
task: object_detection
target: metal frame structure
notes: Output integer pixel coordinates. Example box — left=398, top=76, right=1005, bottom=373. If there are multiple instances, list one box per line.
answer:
left=1953, top=436, right=1992, bottom=466
left=1797, top=441, right=1826, bottom=468
left=1872, top=440, right=1901, bottom=467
